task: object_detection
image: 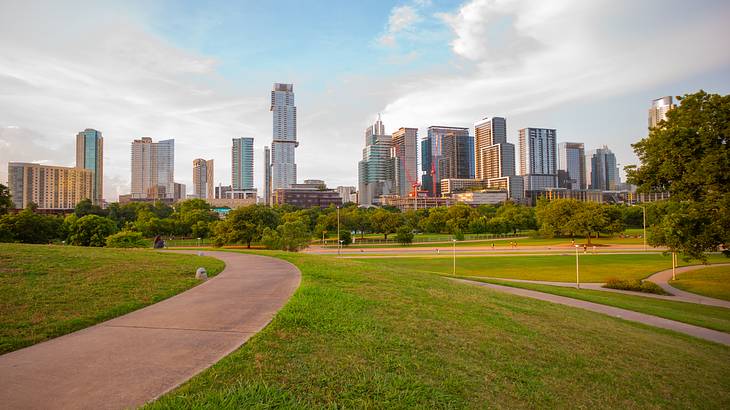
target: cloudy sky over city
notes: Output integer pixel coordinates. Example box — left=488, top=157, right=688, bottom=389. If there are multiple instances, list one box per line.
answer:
left=1, top=0, right=729, bottom=200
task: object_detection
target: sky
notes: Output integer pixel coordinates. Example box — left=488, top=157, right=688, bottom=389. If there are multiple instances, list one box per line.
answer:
left=1, top=0, right=729, bottom=201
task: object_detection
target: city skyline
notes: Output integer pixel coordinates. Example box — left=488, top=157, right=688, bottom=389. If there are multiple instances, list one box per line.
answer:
left=1, top=1, right=729, bottom=200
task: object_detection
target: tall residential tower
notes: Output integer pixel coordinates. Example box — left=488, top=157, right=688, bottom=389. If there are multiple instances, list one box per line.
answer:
left=75, top=128, right=103, bottom=205
left=263, top=146, right=271, bottom=205
left=648, top=96, right=675, bottom=129
left=557, top=142, right=586, bottom=190
left=232, top=137, right=254, bottom=190
left=358, top=115, right=394, bottom=206
left=192, top=158, right=214, bottom=199
left=421, top=126, right=473, bottom=196
left=130, top=137, right=175, bottom=199
left=519, top=127, right=557, bottom=194
left=391, top=127, right=418, bottom=197
left=270, top=83, right=297, bottom=190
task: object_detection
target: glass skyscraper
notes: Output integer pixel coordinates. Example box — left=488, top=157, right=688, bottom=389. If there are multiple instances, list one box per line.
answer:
left=75, top=128, right=103, bottom=204
left=421, top=126, right=473, bottom=196
left=130, top=137, right=175, bottom=199
left=270, top=83, right=297, bottom=189
left=358, top=115, right=394, bottom=205
left=557, top=142, right=586, bottom=190
left=589, top=146, right=619, bottom=190
left=519, top=127, right=558, bottom=193
left=232, top=137, right=254, bottom=190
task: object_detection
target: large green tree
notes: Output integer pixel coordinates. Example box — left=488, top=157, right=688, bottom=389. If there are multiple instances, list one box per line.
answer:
left=370, top=208, right=403, bottom=240
left=212, top=204, right=279, bottom=248
left=626, top=91, right=730, bottom=259
left=0, top=183, right=13, bottom=215
left=68, top=214, right=118, bottom=247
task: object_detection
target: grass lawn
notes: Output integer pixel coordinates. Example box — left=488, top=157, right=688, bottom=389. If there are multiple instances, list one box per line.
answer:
left=358, top=254, right=729, bottom=282
left=149, top=252, right=730, bottom=408
left=462, top=277, right=730, bottom=333
left=0, top=243, right=225, bottom=354
left=671, top=265, right=730, bottom=301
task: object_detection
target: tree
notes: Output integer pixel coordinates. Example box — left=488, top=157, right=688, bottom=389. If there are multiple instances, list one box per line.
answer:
left=497, top=202, right=536, bottom=234
left=370, top=208, right=402, bottom=240
left=74, top=199, right=106, bottom=218
left=626, top=91, right=730, bottom=259
left=261, top=219, right=311, bottom=252
left=0, top=183, right=13, bottom=215
left=106, top=231, right=148, bottom=248
left=340, top=230, right=352, bottom=246
left=396, top=226, right=414, bottom=245
left=0, top=209, right=62, bottom=244
left=212, top=204, right=279, bottom=248
left=68, top=214, right=118, bottom=246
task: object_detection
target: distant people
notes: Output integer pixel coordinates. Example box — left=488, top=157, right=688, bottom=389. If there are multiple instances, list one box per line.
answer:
left=153, top=235, right=165, bottom=249
left=592, top=245, right=596, bottom=253
left=583, top=244, right=588, bottom=254
left=491, top=243, right=495, bottom=250
left=571, top=239, right=575, bottom=246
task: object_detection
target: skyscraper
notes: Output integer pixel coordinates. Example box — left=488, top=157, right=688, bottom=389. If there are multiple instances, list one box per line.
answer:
left=519, top=127, right=557, bottom=193
left=192, top=158, right=214, bottom=199
left=421, top=126, right=473, bottom=196
left=358, top=115, right=394, bottom=206
left=130, top=137, right=175, bottom=199
left=557, top=142, right=586, bottom=190
left=588, top=146, right=620, bottom=191
left=232, top=137, right=254, bottom=190
left=264, top=146, right=271, bottom=205
left=75, top=128, right=103, bottom=205
left=391, top=127, right=418, bottom=197
left=648, top=96, right=675, bottom=128
left=8, top=162, right=92, bottom=210
left=474, top=117, right=509, bottom=180
left=270, top=83, right=297, bottom=190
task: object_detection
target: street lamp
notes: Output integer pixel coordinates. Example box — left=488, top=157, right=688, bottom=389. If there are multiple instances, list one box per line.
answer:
left=452, top=238, right=457, bottom=275
left=338, top=240, right=343, bottom=256
left=672, top=252, right=677, bottom=280
left=337, top=206, right=341, bottom=254
left=574, top=244, right=580, bottom=289
left=197, top=237, right=201, bottom=247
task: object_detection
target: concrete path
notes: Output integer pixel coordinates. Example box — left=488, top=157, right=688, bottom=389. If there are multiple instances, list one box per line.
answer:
left=645, top=263, right=730, bottom=308
left=455, top=278, right=730, bottom=346
left=0, top=251, right=300, bottom=410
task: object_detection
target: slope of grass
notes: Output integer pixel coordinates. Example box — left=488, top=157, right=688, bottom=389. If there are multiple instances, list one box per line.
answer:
left=671, top=265, right=730, bottom=301
left=149, top=252, right=730, bottom=408
left=0, top=244, right=225, bottom=353
left=462, top=277, right=730, bottom=333
left=359, top=253, right=728, bottom=282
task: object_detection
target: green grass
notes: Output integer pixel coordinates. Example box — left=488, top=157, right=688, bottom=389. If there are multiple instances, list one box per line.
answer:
left=0, top=243, right=225, bottom=354
left=671, top=265, right=730, bottom=301
left=149, top=252, right=730, bottom=408
left=461, top=277, right=730, bottom=334
left=358, top=253, right=728, bottom=282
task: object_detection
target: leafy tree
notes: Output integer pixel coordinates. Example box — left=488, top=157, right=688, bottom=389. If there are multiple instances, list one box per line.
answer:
left=261, top=219, right=310, bottom=252
left=212, top=204, right=279, bottom=248
left=419, top=207, right=448, bottom=234
left=370, top=208, right=402, bottom=240
left=0, top=209, right=62, bottom=244
left=74, top=199, right=106, bottom=218
left=0, top=183, right=13, bottom=215
left=446, top=203, right=476, bottom=234
left=106, top=231, right=148, bottom=248
left=396, top=226, right=414, bottom=245
left=536, top=198, right=578, bottom=238
left=626, top=91, right=730, bottom=259
left=340, top=230, right=352, bottom=246
left=496, top=202, right=536, bottom=234
left=68, top=214, right=118, bottom=246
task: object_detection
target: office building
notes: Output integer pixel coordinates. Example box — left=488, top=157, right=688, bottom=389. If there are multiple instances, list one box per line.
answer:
left=272, top=186, right=342, bottom=208
left=358, top=115, right=394, bottom=206
left=192, top=158, right=214, bottom=199
left=270, top=83, right=297, bottom=190
left=8, top=162, right=92, bottom=210
left=335, top=186, right=357, bottom=203
left=440, top=178, right=489, bottom=196
left=263, top=146, right=271, bottom=205
left=391, top=127, right=418, bottom=197
left=558, top=142, right=586, bottom=190
left=474, top=117, right=511, bottom=180
left=130, top=137, right=175, bottom=199
left=452, top=190, right=508, bottom=206
left=649, top=96, right=675, bottom=128
left=588, top=146, right=620, bottom=191
left=75, top=128, right=103, bottom=205
left=519, top=128, right=558, bottom=193
left=174, top=182, right=186, bottom=201
left=232, top=137, right=254, bottom=190
left=421, top=126, right=473, bottom=196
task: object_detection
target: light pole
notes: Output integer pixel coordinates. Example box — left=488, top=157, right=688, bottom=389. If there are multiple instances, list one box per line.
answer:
left=197, top=237, right=201, bottom=247
left=338, top=240, right=343, bottom=256
left=640, top=205, right=647, bottom=251
left=337, top=206, right=341, bottom=254
left=574, top=244, right=580, bottom=289
left=452, top=238, right=456, bottom=275
left=672, top=252, right=677, bottom=280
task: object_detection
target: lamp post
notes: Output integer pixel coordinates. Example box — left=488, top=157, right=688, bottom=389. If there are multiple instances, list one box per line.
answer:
left=337, top=206, right=341, bottom=254
left=574, top=244, right=580, bottom=289
left=641, top=205, right=647, bottom=251
left=197, top=237, right=201, bottom=247
left=338, top=240, right=343, bottom=256
left=672, top=252, right=677, bottom=280
left=452, top=238, right=456, bottom=275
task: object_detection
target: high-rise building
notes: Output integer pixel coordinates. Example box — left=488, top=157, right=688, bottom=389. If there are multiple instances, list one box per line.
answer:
left=588, top=146, right=620, bottom=191
left=648, top=96, right=675, bottom=129
left=421, top=126, right=473, bottom=196
left=391, top=127, right=418, bottom=197
left=358, top=115, right=394, bottom=206
left=557, top=142, right=586, bottom=190
left=270, top=83, right=297, bottom=190
left=232, top=137, right=254, bottom=190
left=7, top=162, right=92, bottom=210
left=130, top=137, right=175, bottom=199
left=335, top=186, right=357, bottom=203
left=75, top=128, right=103, bottom=205
left=263, top=146, right=271, bottom=205
left=192, top=158, right=214, bottom=199
left=519, top=128, right=557, bottom=193
left=174, top=182, right=186, bottom=201
left=474, top=117, right=509, bottom=179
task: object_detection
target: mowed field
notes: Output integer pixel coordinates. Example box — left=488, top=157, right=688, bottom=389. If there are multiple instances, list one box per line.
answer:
left=0, top=244, right=225, bottom=353
left=149, top=251, right=730, bottom=408
left=671, top=265, right=730, bottom=301
left=357, top=253, right=729, bottom=282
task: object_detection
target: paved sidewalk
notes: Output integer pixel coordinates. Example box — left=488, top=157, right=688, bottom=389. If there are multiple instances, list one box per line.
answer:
left=646, top=263, right=730, bottom=308
left=0, top=251, right=300, bottom=410
left=455, top=278, right=730, bottom=346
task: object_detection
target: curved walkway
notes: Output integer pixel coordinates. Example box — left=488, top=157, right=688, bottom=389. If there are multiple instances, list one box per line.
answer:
left=646, top=263, right=730, bottom=308
left=0, top=251, right=300, bottom=410
left=455, top=278, right=730, bottom=346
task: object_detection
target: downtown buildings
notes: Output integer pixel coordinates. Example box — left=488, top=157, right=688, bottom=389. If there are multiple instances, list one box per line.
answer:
left=130, top=137, right=176, bottom=200
left=421, top=126, right=473, bottom=197
left=192, top=158, right=214, bottom=199
left=270, top=83, right=298, bottom=191
left=519, top=127, right=558, bottom=195
left=557, top=142, right=586, bottom=190
left=76, top=128, right=104, bottom=205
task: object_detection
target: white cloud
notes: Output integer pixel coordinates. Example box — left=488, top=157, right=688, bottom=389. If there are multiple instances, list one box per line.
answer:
left=377, top=5, right=422, bottom=47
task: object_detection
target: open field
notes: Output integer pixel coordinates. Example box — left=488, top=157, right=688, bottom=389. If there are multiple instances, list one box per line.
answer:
left=671, top=265, right=730, bottom=301
left=0, top=244, right=225, bottom=354
left=357, top=253, right=729, bottom=283
left=149, top=252, right=730, bottom=408
left=463, top=277, right=730, bottom=333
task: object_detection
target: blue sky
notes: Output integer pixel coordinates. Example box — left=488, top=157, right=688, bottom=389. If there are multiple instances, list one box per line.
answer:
left=1, top=0, right=729, bottom=200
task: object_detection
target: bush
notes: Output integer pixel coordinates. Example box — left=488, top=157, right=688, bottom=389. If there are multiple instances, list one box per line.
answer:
left=106, top=231, right=148, bottom=248
left=603, top=278, right=670, bottom=295
left=453, top=230, right=465, bottom=241
left=68, top=214, right=118, bottom=247
left=396, top=226, right=414, bottom=245
left=340, top=230, right=352, bottom=246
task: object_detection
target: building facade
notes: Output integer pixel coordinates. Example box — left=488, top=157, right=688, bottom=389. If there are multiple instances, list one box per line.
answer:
left=519, top=128, right=557, bottom=193
left=335, top=186, right=357, bottom=203
left=232, top=137, right=254, bottom=190
left=263, top=145, right=271, bottom=205
left=272, top=187, right=342, bottom=208
left=75, top=128, right=103, bottom=205
left=174, top=182, right=186, bottom=201
left=131, top=137, right=175, bottom=199
left=588, top=146, right=619, bottom=191
left=192, top=158, right=214, bottom=199
left=421, top=126, right=473, bottom=196
left=358, top=116, right=394, bottom=206
left=270, top=83, right=297, bottom=190
left=391, top=127, right=418, bottom=197
left=452, top=190, right=508, bottom=206
left=8, top=162, right=93, bottom=210
left=557, top=142, right=586, bottom=190
left=648, top=96, right=675, bottom=129
left=474, top=117, right=510, bottom=180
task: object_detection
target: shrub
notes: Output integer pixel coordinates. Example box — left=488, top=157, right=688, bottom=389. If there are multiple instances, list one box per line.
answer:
left=340, top=230, right=352, bottom=246
left=396, top=226, right=414, bottom=245
left=453, top=229, right=465, bottom=241
left=106, top=231, right=148, bottom=248
left=68, top=214, right=118, bottom=247
left=603, top=278, right=670, bottom=295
